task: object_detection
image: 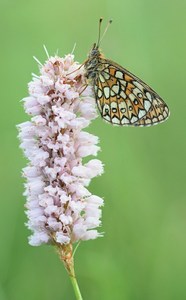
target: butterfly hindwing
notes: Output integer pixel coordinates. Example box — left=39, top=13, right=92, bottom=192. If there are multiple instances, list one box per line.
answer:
left=133, top=97, right=170, bottom=126
left=93, top=58, right=169, bottom=126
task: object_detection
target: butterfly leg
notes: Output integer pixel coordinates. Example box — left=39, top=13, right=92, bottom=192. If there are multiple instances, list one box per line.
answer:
left=66, top=59, right=88, bottom=76
left=79, top=84, right=88, bottom=95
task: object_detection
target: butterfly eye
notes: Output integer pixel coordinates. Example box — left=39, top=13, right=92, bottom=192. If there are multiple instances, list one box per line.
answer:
left=90, top=71, right=97, bottom=78
left=89, top=49, right=99, bottom=59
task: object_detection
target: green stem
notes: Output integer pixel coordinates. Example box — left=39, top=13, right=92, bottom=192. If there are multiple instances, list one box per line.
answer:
left=57, top=243, right=83, bottom=300
left=70, top=275, right=83, bottom=300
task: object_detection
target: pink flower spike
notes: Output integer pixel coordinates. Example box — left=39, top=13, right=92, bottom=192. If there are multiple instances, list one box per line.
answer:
left=18, top=53, right=104, bottom=249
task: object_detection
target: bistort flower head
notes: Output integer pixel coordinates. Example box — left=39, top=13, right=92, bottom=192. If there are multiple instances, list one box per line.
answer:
left=18, top=53, right=104, bottom=250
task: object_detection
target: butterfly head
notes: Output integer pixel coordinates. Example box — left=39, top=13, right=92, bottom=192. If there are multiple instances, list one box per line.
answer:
left=87, top=42, right=101, bottom=64
left=88, top=43, right=100, bottom=59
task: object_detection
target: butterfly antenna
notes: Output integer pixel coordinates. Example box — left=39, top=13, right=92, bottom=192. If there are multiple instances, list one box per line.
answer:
left=97, top=17, right=103, bottom=47
left=99, top=19, right=112, bottom=45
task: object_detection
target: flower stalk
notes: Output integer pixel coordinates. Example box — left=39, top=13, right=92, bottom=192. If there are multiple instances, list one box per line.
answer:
left=70, top=275, right=83, bottom=300
left=57, top=242, right=83, bottom=299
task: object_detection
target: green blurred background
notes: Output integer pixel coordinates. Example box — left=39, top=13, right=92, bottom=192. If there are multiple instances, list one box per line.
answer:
left=1, top=0, right=186, bottom=299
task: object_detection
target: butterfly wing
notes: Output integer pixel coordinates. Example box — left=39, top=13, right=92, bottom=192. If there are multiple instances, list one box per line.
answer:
left=133, top=97, right=170, bottom=126
left=93, top=58, right=170, bottom=126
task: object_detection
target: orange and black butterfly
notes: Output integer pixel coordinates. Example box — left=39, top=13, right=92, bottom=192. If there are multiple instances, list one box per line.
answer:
left=84, top=19, right=170, bottom=126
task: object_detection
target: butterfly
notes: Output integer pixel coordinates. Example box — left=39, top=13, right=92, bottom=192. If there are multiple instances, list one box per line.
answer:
left=84, top=19, right=170, bottom=126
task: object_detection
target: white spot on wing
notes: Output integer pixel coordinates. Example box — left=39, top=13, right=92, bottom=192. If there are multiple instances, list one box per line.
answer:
left=144, top=100, right=151, bottom=111
left=97, top=100, right=102, bottom=111
left=104, top=115, right=111, bottom=122
left=131, top=116, right=138, bottom=123
left=153, top=99, right=158, bottom=105
left=112, top=84, right=119, bottom=95
left=163, top=111, right=167, bottom=118
left=112, top=117, right=120, bottom=124
left=98, top=89, right=103, bottom=98
left=146, top=92, right=153, bottom=102
left=102, top=72, right=110, bottom=80
left=99, top=74, right=105, bottom=83
left=120, top=91, right=127, bottom=99
left=129, top=93, right=135, bottom=101
left=138, top=109, right=146, bottom=119
left=103, top=87, right=110, bottom=99
left=133, top=81, right=144, bottom=91
left=120, top=80, right=127, bottom=87
left=145, top=119, right=151, bottom=124
left=115, top=71, right=123, bottom=79
left=111, top=102, right=117, bottom=109
left=121, top=117, right=129, bottom=124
